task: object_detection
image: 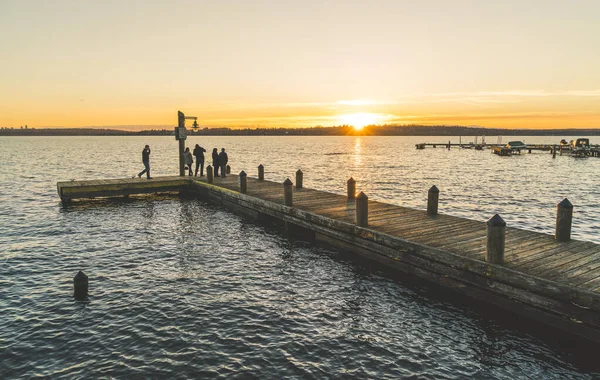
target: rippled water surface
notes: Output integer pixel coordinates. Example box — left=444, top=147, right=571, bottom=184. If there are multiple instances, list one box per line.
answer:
left=1, top=136, right=599, bottom=378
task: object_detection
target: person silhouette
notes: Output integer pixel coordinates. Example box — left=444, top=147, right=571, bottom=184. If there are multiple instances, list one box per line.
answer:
left=212, top=148, right=220, bottom=177
left=218, top=148, right=228, bottom=178
left=184, top=147, right=193, bottom=176
left=193, top=144, right=206, bottom=176
left=137, top=145, right=152, bottom=179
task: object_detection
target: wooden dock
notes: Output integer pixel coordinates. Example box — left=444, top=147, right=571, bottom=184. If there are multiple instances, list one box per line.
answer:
left=57, top=173, right=600, bottom=343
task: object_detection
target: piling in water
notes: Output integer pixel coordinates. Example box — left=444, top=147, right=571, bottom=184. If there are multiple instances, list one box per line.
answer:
left=74, top=270, right=88, bottom=300
left=486, top=214, right=506, bottom=264
left=427, top=185, right=439, bottom=216
left=258, top=164, right=264, bottom=180
left=239, top=171, right=247, bottom=193
left=555, top=198, right=573, bottom=242
left=347, top=177, right=356, bottom=200
left=283, top=178, right=293, bottom=206
left=356, top=192, right=368, bottom=227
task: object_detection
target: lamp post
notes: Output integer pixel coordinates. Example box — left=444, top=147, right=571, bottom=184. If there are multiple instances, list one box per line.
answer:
left=175, top=111, right=199, bottom=176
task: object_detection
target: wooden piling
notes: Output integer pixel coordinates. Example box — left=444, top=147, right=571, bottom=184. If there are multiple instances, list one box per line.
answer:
left=207, top=165, right=214, bottom=184
left=74, top=270, right=88, bottom=300
left=296, top=169, right=303, bottom=189
left=239, top=171, right=247, bottom=193
left=486, top=214, right=506, bottom=264
left=283, top=178, right=293, bottom=206
left=555, top=198, right=573, bottom=242
left=427, top=185, right=439, bottom=216
left=552, top=146, right=557, bottom=158
left=258, top=164, right=264, bottom=180
left=356, top=191, right=368, bottom=227
left=347, top=177, right=356, bottom=200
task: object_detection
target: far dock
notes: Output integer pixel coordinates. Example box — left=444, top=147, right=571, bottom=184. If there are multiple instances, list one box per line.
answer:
left=57, top=170, right=600, bottom=344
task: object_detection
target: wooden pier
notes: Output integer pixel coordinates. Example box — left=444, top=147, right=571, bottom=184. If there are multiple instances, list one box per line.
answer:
left=57, top=172, right=600, bottom=344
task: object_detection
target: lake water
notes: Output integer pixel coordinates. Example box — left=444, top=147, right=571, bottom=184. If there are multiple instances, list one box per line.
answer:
left=1, top=135, right=599, bottom=378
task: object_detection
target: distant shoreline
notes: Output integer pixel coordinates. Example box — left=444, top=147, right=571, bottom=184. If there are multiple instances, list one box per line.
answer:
left=1, top=125, right=600, bottom=137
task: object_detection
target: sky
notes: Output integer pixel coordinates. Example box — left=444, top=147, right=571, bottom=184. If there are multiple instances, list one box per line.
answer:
left=1, top=0, right=600, bottom=130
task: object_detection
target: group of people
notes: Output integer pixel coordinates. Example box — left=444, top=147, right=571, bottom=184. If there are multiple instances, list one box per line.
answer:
left=137, top=144, right=229, bottom=179
left=183, top=145, right=228, bottom=177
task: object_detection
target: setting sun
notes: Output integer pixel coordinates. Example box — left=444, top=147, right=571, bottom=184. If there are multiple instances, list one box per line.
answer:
left=338, top=113, right=384, bottom=130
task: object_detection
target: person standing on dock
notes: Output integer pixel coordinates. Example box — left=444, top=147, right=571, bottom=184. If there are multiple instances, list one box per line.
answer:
left=193, top=144, right=206, bottom=176
left=137, top=145, right=152, bottom=179
left=218, top=148, right=228, bottom=177
left=184, top=147, right=193, bottom=176
left=212, top=148, right=220, bottom=177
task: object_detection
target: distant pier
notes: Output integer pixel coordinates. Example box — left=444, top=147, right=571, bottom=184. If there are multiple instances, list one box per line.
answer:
left=415, top=142, right=600, bottom=157
left=57, top=172, right=600, bottom=344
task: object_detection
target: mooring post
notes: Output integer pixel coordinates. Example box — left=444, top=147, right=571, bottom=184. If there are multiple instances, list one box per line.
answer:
left=239, top=171, right=247, bottom=193
left=447, top=140, right=451, bottom=150
left=74, top=270, right=88, bottom=300
left=555, top=198, right=573, bottom=242
left=283, top=178, right=293, bottom=206
left=227, top=165, right=231, bottom=174
left=347, top=177, right=356, bottom=200
left=528, top=149, right=532, bottom=154
left=486, top=214, right=506, bottom=264
left=427, top=185, right=439, bottom=216
left=207, top=165, right=214, bottom=184
left=356, top=191, right=368, bottom=227
left=552, top=146, right=557, bottom=159
left=296, top=169, right=303, bottom=189
left=258, top=164, right=264, bottom=180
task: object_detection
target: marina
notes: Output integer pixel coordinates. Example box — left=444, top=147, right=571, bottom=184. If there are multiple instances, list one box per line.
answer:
left=57, top=169, right=600, bottom=344
left=415, top=139, right=600, bottom=157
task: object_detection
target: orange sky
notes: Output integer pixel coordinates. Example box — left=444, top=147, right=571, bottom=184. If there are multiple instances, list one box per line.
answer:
left=1, top=1, right=600, bottom=130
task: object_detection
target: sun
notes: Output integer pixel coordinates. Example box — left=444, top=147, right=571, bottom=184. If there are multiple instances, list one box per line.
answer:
left=338, top=113, right=382, bottom=130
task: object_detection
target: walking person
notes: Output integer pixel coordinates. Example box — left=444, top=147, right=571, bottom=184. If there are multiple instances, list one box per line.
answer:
left=218, top=148, right=228, bottom=178
left=137, top=144, right=152, bottom=179
left=193, top=144, right=206, bottom=176
left=184, top=147, right=194, bottom=176
left=212, top=148, right=220, bottom=177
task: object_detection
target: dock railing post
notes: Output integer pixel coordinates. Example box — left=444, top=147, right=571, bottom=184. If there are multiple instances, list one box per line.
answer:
left=552, top=145, right=557, bottom=159
left=347, top=177, right=356, bottom=200
left=356, top=192, right=368, bottom=227
left=283, top=178, right=293, bottom=206
left=258, top=164, right=264, bottom=180
left=555, top=198, right=573, bottom=242
left=74, top=270, right=88, bottom=300
left=427, top=185, right=439, bottom=216
left=239, top=171, right=247, bottom=193
left=207, top=165, right=214, bottom=184
left=486, top=214, right=506, bottom=264
left=296, top=169, right=303, bottom=189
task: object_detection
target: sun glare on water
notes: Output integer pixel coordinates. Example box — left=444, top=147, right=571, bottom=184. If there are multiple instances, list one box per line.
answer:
left=338, top=113, right=383, bottom=130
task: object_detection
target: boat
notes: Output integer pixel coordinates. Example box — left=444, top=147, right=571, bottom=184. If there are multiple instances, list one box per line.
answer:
left=506, top=141, right=527, bottom=154
left=570, top=138, right=591, bottom=157
left=492, top=146, right=512, bottom=156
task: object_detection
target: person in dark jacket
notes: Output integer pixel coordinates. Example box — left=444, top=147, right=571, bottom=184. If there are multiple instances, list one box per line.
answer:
left=218, top=148, right=228, bottom=178
left=212, top=148, right=220, bottom=177
left=137, top=145, right=152, bottom=179
left=193, top=144, right=206, bottom=176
